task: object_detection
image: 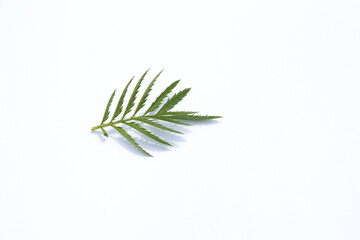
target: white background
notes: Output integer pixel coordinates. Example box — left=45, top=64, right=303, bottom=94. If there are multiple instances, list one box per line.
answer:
left=1, top=0, right=360, bottom=239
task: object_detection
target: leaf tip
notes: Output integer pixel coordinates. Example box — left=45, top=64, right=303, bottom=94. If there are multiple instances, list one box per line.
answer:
left=101, top=128, right=108, bottom=137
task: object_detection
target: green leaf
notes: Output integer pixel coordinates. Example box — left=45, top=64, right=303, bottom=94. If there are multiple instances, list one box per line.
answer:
left=131, top=117, right=183, bottom=134
left=100, top=127, right=108, bottom=137
left=111, top=77, right=134, bottom=121
left=160, top=111, right=198, bottom=116
left=144, top=80, right=180, bottom=115
left=124, top=122, right=171, bottom=146
left=112, top=125, right=152, bottom=157
left=122, top=70, right=149, bottom=119
left=91, top=70, right=221, bottom=157
left=157, top=88, right=191, bottom=114
left=144, top=115, right=191, bottom=126
left=167, top=115, right=222, bottom=121
left=133, top=70, right=162, bottom=116
left=101, top=89, right=116, bottom=124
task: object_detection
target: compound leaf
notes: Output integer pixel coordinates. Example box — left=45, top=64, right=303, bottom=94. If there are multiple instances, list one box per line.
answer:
left=91, top=70, right=221, bottom=157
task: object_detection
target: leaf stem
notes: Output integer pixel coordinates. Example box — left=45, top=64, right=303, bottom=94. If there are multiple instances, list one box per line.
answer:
left=91, top=120, right=125, bottom=131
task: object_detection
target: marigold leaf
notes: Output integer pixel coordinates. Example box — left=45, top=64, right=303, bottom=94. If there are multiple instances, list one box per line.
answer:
left=91, top=70, right=221, bottom=157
